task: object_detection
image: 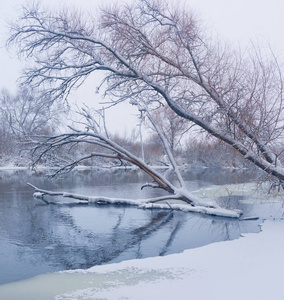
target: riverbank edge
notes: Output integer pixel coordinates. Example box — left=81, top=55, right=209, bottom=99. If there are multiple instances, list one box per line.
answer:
left=0, top=220, right=283, bottom=299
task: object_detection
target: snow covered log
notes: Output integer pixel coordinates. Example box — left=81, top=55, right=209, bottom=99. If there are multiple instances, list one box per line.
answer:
left=28, top=183, right=242, bottom=218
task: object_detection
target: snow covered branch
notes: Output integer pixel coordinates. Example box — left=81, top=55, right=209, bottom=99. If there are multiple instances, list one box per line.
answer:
left=28, top=183, right=242, bottom=218
left=8, top=0, right=284, bottom=193
left=24, top=105, right=242, bottom=218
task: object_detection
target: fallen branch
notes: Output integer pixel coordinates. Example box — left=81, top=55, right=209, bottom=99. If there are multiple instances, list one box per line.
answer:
left=28, top=183, right=242, bottom=218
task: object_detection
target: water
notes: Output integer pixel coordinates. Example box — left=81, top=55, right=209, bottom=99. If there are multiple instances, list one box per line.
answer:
left=0, top=168, right=260, bottom=285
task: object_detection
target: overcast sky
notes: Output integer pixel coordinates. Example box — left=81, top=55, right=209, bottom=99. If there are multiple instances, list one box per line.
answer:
left=0, top=0, right=283, bottom=133
left=1, top=0, right=284, bottom=91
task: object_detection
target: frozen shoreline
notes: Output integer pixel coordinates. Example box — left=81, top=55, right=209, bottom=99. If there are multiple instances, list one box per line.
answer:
left=1, top=220, right=284, bottom=300
left=1, top=167, right=283, bottom=299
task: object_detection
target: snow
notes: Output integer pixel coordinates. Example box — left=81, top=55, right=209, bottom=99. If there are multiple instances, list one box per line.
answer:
left=0, top=165, right=28, bottom=171
left=31, top=179, right=245, bottom=218
left=33, top=190, right=242, bottom=218
left=192, top=181, right=284, bottom=204
left=140, top=202, right=241, bottom=218
left=1, top=220, right=284, bottom=300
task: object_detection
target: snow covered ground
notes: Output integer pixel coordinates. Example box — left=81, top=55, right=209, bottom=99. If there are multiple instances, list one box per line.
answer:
left=0, top=220, right=284, bottom=300
left=192, top=181, right=284, bottom=203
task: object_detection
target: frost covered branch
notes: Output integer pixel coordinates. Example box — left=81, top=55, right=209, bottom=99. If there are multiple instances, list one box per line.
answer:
left=26, top=106, right=241, bottom=218
left=8, top=0, right=284, bottom=185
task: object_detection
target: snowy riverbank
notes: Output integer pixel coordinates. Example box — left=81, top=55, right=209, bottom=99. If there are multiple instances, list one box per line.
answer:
left=0, top=220, right=284, bottom=300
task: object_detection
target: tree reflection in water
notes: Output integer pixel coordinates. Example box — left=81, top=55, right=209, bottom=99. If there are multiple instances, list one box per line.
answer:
left=0, top=169, right=260, bottom=284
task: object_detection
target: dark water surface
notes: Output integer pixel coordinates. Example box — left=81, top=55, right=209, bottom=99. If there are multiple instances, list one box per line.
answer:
left=0, top=168, right=261, bottom=285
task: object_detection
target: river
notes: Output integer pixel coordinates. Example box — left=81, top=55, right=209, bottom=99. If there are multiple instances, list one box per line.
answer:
left=0, top=167, right=261, bottom=285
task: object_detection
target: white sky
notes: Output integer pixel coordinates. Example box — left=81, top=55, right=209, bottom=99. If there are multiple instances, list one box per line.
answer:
left=0, top=0, right=284, bottom=134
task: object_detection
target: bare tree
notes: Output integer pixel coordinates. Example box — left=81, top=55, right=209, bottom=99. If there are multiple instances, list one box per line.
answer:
left=7, top=0, right=284, bottom=188
left=0, top=88, right=65, bottom=140
left=0, top=87, right=66, bottom=165
left=0, top=117, right=12, bottom=157
left=147, top=105, right=191, bottom=154
left=28, top=105, right=241, bottom=218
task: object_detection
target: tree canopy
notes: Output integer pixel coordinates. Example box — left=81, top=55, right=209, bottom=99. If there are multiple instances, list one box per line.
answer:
left=8, top=0, right=284, bottom=187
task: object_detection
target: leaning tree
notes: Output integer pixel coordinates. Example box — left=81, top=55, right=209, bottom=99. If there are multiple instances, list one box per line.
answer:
left=7, top=0, right=284, bottom=216
left=27, top=104, right=241, bottom=218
